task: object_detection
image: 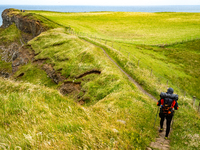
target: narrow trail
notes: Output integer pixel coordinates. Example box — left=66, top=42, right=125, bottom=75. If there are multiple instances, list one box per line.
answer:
left=81, top=38, right=170, bottom=150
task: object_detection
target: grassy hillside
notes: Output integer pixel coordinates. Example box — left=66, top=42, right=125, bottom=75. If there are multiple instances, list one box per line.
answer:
left=0, top=77, right=159, bottom=149
left=28, top=10, right=200, bottom=99
left=0, top=22, right=157, bottom=149
left=0, top=9, right=199, bottom=149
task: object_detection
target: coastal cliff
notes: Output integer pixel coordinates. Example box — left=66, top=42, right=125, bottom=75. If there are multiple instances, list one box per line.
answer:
left=1, top=9, right=46, bottom=38
left=0, top=9, right=48, bottom=77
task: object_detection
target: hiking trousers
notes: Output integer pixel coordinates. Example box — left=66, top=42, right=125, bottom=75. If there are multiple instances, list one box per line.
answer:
left=159, top=113, right=173, bottom=137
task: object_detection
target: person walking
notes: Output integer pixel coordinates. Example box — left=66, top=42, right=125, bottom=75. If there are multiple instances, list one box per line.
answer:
left=157, top=87, right=179, bottom=139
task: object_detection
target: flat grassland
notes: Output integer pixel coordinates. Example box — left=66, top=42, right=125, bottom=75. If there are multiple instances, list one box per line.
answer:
left=30, top=11, right=200, bottom=45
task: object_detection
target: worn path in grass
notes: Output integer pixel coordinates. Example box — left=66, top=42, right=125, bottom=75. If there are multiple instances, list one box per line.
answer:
left=81, top=37, right=170, bottom=150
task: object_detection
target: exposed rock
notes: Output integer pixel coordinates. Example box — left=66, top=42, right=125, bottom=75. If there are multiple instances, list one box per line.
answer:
left=12, top=45, right=35, bottom=73
left=0, top=71, right=9, bottom=78
left=1, top=9, right=46, bottom=38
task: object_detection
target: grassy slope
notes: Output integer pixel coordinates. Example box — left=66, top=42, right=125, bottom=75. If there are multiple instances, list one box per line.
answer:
left=0, top=9, right=199, bottom=149
left=0, top=27, right=158, bottom=149
left=78, top=37, right=200, bottom=150
left=26, top=10, right=200, bottom=149
left=0, top=24, right=21, bottom=46
left=29, top=10, right=200, bottom=99
left=1, top=77, right=156, bottom=149
left=0, top=21, right=157, bottom=149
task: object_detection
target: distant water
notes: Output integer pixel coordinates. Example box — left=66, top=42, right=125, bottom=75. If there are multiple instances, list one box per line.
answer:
left=1, top=5, right=200, bottom=26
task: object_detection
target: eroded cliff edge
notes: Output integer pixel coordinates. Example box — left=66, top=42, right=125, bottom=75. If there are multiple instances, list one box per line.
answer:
left=0, top=9, right=48, bottom=77
left=0, top=9, right=98, bottom=103
left=1, top=9, right=46, bottom=39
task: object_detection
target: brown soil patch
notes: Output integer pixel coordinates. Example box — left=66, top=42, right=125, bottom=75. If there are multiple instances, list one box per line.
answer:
left=60, top=81, right=81, bottom=95
left=33, top=58, right=49, bottom=65
left=42, top=64, right=65, bottom=84
left=12, top=45, right=35, bottom=73
left=78, top=97, right=90, bottom=105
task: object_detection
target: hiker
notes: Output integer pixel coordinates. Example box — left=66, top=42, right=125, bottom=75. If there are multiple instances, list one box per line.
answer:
left=157, top=87, right=179, bottom=139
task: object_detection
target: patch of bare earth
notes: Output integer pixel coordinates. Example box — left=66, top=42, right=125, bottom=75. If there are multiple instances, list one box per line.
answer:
left=148, top=121, right=170, bottom=150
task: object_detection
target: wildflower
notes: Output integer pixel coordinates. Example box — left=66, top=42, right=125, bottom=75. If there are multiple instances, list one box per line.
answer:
left=113, top=129, right=119, bottom=133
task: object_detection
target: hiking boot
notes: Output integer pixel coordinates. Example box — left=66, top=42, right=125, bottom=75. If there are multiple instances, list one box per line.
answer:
left=159, top=128, right=163, bottom=132
left=164, top=137, right=168, bottom=140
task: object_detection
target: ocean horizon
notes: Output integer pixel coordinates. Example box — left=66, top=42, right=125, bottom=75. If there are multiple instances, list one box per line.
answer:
left=1, top=5, right=200, bottom=26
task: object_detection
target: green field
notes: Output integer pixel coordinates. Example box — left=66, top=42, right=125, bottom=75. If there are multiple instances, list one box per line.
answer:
left=30, top=11, right=200, bottom=45
left=0, top=9, right=200, bottom=149
left=27, top=10, right=200, bottom=99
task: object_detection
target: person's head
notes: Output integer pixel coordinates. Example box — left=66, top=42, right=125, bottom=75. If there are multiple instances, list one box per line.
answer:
left=167, top=87, right=174, bottom=94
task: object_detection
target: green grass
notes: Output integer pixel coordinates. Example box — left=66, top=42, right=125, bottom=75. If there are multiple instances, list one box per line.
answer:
left=78, top=38, right=200, bottom=150
left=28, top=10, right=200, bottom=99
left=29, top=11, right=200, bottom=45
left=14, top=63, right=58, bottom=88
left=0, top=24, right=21, bottom=46
left=0, top=75, right=157, bottom=149
left=0, top=60, right=12, bottom=74
left=27, top=27, right=136, bottom=104
left=170, top=97, right=200, bottom=150
left=0, top=9, right=200, bottom=149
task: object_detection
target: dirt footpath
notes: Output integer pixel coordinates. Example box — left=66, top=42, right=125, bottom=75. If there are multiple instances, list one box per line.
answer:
left=82, top=38, right=171, bottom=150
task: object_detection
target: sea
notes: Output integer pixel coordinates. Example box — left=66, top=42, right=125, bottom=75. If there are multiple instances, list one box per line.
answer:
left=0, top=5, right=200, bottom=26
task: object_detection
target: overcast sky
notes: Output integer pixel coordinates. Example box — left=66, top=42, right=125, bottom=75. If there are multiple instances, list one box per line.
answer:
left=1, top=0, right=200, bottom=6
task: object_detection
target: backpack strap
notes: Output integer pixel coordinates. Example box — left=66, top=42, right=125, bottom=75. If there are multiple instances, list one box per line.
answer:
left=160, top=99, right=164, bottom=105
left=171, top=100, right=176, bottom=109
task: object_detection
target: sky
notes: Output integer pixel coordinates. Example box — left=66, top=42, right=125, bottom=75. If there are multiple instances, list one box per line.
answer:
left=1, top=0, right=200, bottom=6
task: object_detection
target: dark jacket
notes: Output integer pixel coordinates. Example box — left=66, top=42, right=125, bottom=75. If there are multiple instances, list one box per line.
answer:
left=157, top=92, right=179, bottom=115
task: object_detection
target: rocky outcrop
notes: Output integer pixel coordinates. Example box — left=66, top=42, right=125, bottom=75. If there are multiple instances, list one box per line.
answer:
left=1, top=9, right=46, bottom=38
left=0, top=44, right=35, bottom=74
left=0, top=9, right=46, bottom=77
